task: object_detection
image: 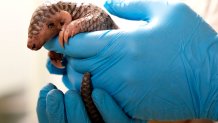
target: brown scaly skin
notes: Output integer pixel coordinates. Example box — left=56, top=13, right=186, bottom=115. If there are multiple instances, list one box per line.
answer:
left=82, top=73, right=104, bottom=123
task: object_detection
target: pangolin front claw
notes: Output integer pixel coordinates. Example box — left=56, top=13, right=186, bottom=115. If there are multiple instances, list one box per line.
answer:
left=63, top=30, right=70, bottom=45
left=48, top=51, right=65, bottom=68
left=51, top=59, right=65, bottom=68
left=58, top=30, right=65, bottom=48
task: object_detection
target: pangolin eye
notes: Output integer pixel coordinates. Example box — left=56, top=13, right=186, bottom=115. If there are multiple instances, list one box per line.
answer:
left=48, top=23, right=55, bottom=29
left=60, top=21, right=64, bottom=26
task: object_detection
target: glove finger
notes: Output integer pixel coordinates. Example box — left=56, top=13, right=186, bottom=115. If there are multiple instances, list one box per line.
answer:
left=62, top=75, right=74, bottom=90
left=92, top=89, right=148, bottom=123
left=104, top=0, right=170, bottom=21
left=46, top=59, right=66, bottom=75
left=44, top=28, right=125, bottom=59
left=92, top=88, right=130, bottom=123
left=65, top=64, right=83, bottom=91
left=37, top=83, right=57, bottom=123
left=64, top=90, right=91, bottom=123
left=46, top=89, right=66, bottom=123
left=61, top=30, right=126, bottom=75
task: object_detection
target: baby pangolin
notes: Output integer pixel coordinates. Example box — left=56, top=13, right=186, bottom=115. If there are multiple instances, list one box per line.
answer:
left=27, top=1, right=118, bottom=123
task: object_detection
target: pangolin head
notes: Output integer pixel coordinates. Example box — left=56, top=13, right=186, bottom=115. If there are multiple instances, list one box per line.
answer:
left=27, top=1, right=72, bottom=50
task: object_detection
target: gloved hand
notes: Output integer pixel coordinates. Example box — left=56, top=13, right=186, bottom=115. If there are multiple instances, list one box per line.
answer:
left=44, top=0, right=218, bottom=121
left=37, top=83, right=146, bottom=123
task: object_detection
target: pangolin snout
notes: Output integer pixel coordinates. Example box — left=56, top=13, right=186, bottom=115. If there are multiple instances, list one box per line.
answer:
left=27, top=38, right=41, bottom=50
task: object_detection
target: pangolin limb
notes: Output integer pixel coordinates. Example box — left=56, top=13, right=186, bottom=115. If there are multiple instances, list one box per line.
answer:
left=27, top=1, right=118, bottom=123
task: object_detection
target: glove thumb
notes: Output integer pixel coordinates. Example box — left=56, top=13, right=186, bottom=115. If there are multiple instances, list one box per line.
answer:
left=104, top=0, right=172, bottom=21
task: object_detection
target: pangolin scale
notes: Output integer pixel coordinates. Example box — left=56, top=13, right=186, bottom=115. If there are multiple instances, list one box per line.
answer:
left=27, top=1, right=118, bottom=123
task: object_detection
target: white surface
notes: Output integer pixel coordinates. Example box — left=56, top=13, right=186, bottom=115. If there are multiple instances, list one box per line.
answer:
left=0, top=0, right=36, bottom=96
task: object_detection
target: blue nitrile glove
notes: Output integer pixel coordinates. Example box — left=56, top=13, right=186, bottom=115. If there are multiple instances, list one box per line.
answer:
left=44, top=0, right=218, bottom=121
left=36, top=83, right=145, bottom=123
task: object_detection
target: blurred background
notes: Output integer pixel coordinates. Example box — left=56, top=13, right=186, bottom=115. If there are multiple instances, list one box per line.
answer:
left=0, top=0, right=217, bottom=123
